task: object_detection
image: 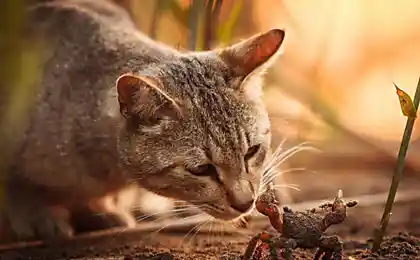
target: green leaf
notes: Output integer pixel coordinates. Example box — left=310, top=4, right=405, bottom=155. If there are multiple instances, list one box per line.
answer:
left=394, top=83, right=417, bottom=118
left=217, top=0, right=243, bottom=45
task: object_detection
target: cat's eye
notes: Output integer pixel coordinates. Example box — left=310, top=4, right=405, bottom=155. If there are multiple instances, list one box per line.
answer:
left=187, top=164, right=218, bottom=178
left=245, top=144, right=261, bottom=161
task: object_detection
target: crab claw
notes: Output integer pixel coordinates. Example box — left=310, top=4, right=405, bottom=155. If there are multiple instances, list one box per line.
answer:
left=346, top=200, right=358, bottom=208
left=256, top=202, right=280, bottom=218
left=332, top=189, right=346, bottom=212
left=337, top=189, right=343, bottom=199
left=255, top=184, right=279, bottom=215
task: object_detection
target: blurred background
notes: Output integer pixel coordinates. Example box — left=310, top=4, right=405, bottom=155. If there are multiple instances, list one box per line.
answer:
left=2, top=0, right=420, bottom=207
left=98, top=0, right=420, bottom=201
left=2, top=2, right=420, bottom=258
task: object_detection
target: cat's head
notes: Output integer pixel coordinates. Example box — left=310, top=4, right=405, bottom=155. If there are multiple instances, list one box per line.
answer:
left=116, top=29, right=285, bottom=220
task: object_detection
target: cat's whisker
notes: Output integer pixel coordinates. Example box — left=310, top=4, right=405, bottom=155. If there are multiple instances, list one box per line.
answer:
left=111, top=209, right=201, bottom=241
left=137, top=211, right=192, bottom=229
left=273, top=138, right=287, bottom=155
left=257, top=142, right=318, bottom=193
left=265, top=143, right=316, bottom=171
left=260, top=168, right=306, bottom=190
left=135, top=204, right=202, bottom=222
left=271, top=146, right=318, bottom=170
left=188, top=217, right=210, bottom=245
left=178, top=229, right=198, bottom=248
left=256, top=146, right=284, bottom=180
left=171, top=199, right=203, bottom=204
left=135, top=209, right=186, bottom=222
left=261, top=167, right=306, bottom=185
left=137, top=205, right=207, bottom=232
left=181, top=221, right=203, bottom=246
left=275, top=183, right=300, bottom=188
left=258, top=169, right=304, bottom=195
left=150, top=213, right=208, bottom=242
left=259, top=140, right=286, bottom=174
left=270, top=184, right=301, bottom=192
left=268, top=142, right=317, bottom=168
left=126, top=205, right=210, bottom=243
left=168, top=205, right=208, bottom=219
left=135, top=204, right=195, bottom=214
left=129, top=199, right=196, bottom=211
left=180, top=215, right=211, bottom=247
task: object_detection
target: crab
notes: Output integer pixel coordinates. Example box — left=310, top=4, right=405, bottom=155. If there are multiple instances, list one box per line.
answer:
left=243, top=185, right=358, bottom=260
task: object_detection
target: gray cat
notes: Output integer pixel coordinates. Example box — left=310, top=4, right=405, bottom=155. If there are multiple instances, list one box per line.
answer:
left=1, top=0, right=285, bottom=242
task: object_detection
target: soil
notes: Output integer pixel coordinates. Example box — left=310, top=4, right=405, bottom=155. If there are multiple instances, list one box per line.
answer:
left=1, top=168, right=420, bottom=260
left=2, top=205, right=420, bottom=260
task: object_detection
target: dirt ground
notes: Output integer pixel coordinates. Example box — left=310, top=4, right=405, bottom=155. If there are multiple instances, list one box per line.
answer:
left=1, top=168, right=420, bottom=259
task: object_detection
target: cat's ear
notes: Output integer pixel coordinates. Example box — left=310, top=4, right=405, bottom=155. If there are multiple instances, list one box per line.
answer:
left=217, top=29, right=285, bottom=77
left=116, top=73, right=182, bottom=127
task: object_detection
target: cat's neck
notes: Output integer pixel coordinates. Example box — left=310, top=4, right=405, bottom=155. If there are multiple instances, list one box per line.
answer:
left=110, top=29, right=179, bottom=72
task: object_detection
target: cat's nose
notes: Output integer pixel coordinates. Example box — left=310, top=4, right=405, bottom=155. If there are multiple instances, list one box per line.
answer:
left=231, top=198, right=254, bottom=213
left=227, top=180, right=255, bottom=213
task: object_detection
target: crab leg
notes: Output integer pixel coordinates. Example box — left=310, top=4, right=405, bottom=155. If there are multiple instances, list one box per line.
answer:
left=314, top=248, right=325, bottom=260
left=260, top=237, right=296, bottom=260
left=266, top=241, right=282, bottom=260
left=317, top=235, right=343, bottom=260
left=243, top=233, right=265, bottom=260
left=252, top=242, right=265, bottom=260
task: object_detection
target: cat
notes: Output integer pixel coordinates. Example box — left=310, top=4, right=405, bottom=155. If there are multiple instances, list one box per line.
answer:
left=0, top=0, right=285, bottom=242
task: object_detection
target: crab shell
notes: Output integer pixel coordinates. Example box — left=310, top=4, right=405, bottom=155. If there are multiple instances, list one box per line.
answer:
left=281, top=210, right=325, bottom=249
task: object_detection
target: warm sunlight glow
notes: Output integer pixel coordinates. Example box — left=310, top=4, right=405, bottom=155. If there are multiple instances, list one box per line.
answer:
left=254, top=0, right=420, bottom=141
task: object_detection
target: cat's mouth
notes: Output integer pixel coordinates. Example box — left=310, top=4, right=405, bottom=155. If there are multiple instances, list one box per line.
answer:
left=201, top=200, right=255, bottom=222
left=226, top=196, right=255, bottom=218
left=230, top=202, right=254, bottom=214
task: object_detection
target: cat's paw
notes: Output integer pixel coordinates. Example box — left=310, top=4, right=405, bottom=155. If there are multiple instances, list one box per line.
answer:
left=85, top=191, right=137, bottom=230
left=70, top=207, right=134, bottom=233
left=132, top=188, right=175, bottom=220
left=2, top=204, right=73, bottom=242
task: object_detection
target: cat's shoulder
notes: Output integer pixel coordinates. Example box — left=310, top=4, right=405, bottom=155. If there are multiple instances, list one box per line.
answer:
left=25, top=0, right=136, bottom=38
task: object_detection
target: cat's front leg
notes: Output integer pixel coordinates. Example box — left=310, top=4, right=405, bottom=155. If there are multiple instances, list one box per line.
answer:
left=86, top=190, right=137, bottom=229
left=1, top=197, right=74, bottom=243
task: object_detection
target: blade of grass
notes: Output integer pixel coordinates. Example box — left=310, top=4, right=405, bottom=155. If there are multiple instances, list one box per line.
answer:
left=372, top=78, right=420, bottom=252
left=188, top=0, right=204, bottom=50
left=149, top=0, right=161, bottom=39
left=0, top=0, right=42, bottom=207
left=202, top=0, right=222, bottom=50
left=203, top=0, right=214, bottom=51
left=216, top=0, right=242, bottom=45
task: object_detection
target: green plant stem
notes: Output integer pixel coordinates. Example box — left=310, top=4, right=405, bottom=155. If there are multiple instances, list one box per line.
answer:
left=149, top=0, right=161, bottom=39
left=203, top=0, right=214, bottom=50
left=0, top=0, right=42, bottom=209
left=203, top=0, right=221, bottom=50
left=188, top=0, right=203, bottom=50
left=372, top=77, right=420, bottom=252
left=216, top=0, right=242, bottom=45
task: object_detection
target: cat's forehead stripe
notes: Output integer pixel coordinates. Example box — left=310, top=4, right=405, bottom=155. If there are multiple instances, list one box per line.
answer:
left=163, top=56, right=248, bottom=154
